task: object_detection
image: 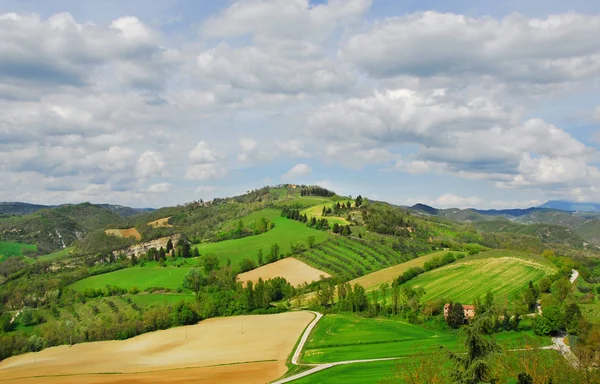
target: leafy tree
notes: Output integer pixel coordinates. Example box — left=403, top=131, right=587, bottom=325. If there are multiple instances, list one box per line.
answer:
left=447, top=302, right=465, bottom=329
left=183, top=268, right=205, bottom=295
left=447, top=317, right=501, bottom=384
left=238, top=258, right=257, bottom=273
left=257, top=249, right=264, bottom=266
left=0, top=312, right=15, bottom=333
left=307, top=235, right=315, bottom=248
left=200, top=254, right=219, bottom=273
left=564, top=303, right=583, bottom=335
left=517, top=372, right=534, bottom=384
left=551, top=278, right=572, bottom=301
left=532, top=315, right=553, bottom=336
left=269, top=244, right=280, bottom=263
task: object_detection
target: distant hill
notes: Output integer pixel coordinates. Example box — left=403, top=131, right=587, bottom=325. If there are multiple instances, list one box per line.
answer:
left=0, top=202, right=53, bottom=216
left=97, top=204, right=154, bottom=217
left=0, top=203, right=128, bottom=253
left=539, top=200, right=600, bottom=213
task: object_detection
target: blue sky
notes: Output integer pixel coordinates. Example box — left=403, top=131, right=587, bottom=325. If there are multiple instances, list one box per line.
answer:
left=1, top=0, right=600, bottom=208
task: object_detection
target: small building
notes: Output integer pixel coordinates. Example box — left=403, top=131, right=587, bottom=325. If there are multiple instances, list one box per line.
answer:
left=444, top=303, right=476, bottom=319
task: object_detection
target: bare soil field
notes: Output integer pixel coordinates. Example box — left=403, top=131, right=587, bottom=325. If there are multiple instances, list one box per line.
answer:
left=238, top=257, right=330, bottom=287
left=148, top=217, right=173, bottom=228
left=0, top=311, right=314, bottom=383
left=105, top=228, right=142, bottom=241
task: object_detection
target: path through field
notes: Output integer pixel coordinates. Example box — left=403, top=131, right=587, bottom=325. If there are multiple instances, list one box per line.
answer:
left=0, top=312, right=314, bottom=384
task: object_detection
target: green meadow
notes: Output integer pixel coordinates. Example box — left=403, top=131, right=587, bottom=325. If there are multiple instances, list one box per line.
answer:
left=301, top=314, right=550, bottom=364
left=69, top=260, right=199, bottom=291
left=0, top=241, right=37, bottom=262
left=408, top=252, right=556, bottom=304
left=195, top=213, right=330, bottom=266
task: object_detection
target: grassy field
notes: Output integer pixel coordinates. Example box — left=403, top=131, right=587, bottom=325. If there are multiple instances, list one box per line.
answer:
left=407, top=251, right=556, bottom=305
left=292, top=359, right=396, bottom=384
left=301, top=314, right=550, bottom=364
left=195, top=213, right=330, bottom=267
left=349, top=250, right=466, bottom=291
left=298, top=237, right=412, bottom=280
left=302, top=314, right=459, bottom=363
left=36, top=247, right=72, bottom=262
left=69, top=260, right=200, bottom=291
left=301, top=202, right=352, bottom=225
left=0, top=241, right=37, bottom=261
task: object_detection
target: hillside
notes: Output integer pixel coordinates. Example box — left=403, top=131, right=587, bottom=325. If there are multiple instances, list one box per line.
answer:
left=0, top=203, right=128, bottom=253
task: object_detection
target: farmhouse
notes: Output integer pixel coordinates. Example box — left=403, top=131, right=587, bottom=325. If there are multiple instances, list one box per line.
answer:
left=443, top=303, right=476, bottom=319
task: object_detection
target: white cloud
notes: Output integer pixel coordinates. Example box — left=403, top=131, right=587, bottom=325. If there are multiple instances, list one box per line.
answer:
left=189, top=141, right=219, bottom=163
left=185, top=163, right=224, bottom=181
left=135, top=151, right=165, bottom=178
left=282, top=163, right=312, bottom=180
left=342, top=11, right=600, bottom=85
left=195, top=185, right=217, bottom=193
left=148, top=182, right=170, bottom=193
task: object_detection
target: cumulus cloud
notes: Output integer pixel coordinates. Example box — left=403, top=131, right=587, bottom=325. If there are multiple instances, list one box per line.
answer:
left=185, top=141, right=226, bottom=181
left=342, top=11, right=600, bottom=85
left=0, top=12, right=174, bottom=93
left=282, top=163, right=312, bottom=180
left=135, top=151, right=165, bottom=178
left=148, top=183, right=170, bottom=193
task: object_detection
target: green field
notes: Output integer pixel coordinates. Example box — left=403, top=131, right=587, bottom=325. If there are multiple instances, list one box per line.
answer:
left=302, top=314, right=459, bottom=363
left=292, top=359, right=396, bottom=384
left=0, top=241, right=37, bottom=261
left=298, top=237, right=411, bottom=280
left=69, top=260, right=199, bottom=291
left=301, top=314, right=550, bottom=364
left=301, top=201, right=352, bottom=225
left=36, top=247, right=72, bottom=262
left=128, top=293, right=192, bottom=307
left=195, top=212, right=330, bottom=266
left=407, top=251, right=556, bottom=304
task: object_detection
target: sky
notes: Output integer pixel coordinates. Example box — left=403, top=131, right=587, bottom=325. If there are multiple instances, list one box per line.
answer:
left=1, top=0, right=600, bottom=209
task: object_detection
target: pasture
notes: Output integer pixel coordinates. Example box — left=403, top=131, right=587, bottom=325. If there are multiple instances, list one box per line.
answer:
left=301, top=201, right=353, bottom=225
left=349, top=250, right=466, bottom=291
left=105, top=227, right=141, bottom=240
left=292, top=360, right=396, bottom=384
left=69, top=260, right=199, bottom=291
left=408, top=255, right=556, bottom=304
left=0, top=311, right=314, bottom=384
left=0, top=241, right=36, bottom=261
left=301, top=314, right=550, bottom=364
left=237, top=257, right=330, bottom=287
left=302, top=314, right=458, bottom=363
left=195, top=214, right=330, bottom=267
left=36, top=247, right=72, bottom=261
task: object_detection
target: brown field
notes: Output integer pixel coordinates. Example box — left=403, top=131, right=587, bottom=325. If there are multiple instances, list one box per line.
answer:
left=237, top=257, right=330, bottom=287
left=105, top=228, right=141, bottom=241
left=0, top=311, right=314, bottom=384
left=148, top=217, right=173, bottom=228
left=348, top=250, right=459, bottom=291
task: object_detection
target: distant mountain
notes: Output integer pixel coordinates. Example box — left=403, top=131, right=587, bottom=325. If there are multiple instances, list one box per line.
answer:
left=539, top=200, right=600, bottom=213
left=97, top=204, right=154, bottom=217
left=411, top=203, right=438, bottom=215
left=0, top=202, right=53, bottom=216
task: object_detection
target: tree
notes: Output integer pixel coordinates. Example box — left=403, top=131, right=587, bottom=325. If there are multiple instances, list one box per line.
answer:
left=269, top=244, right=280, bottom=263
left=307, top=235, right=315, bottom=248
left=182, top=243, right=191, bottom=258
left=447, top=317, right=501, bottom=384
left=532, top=315, right=553, bottom=336
left=238, top=258, right=257, bottom=273
left=200, top=254, right=219, bottom=273
left=166, top=239, right=173, bottom=253
left=447, top=302, right=465, bottom=329
left=183, top=268, right=205, bottom=295
left=257, top=249, right=264, bottom=266
left=517, top=372, right=533, bottom=384
left=391, top=280, right=400, bottom=315
left=551, top=278, right=571, bottom=301
left=332, top=223, right=340, bottom=234
left=355, top=195, right=363, bottom=207
left=565, top=303, right=583, bottom=335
